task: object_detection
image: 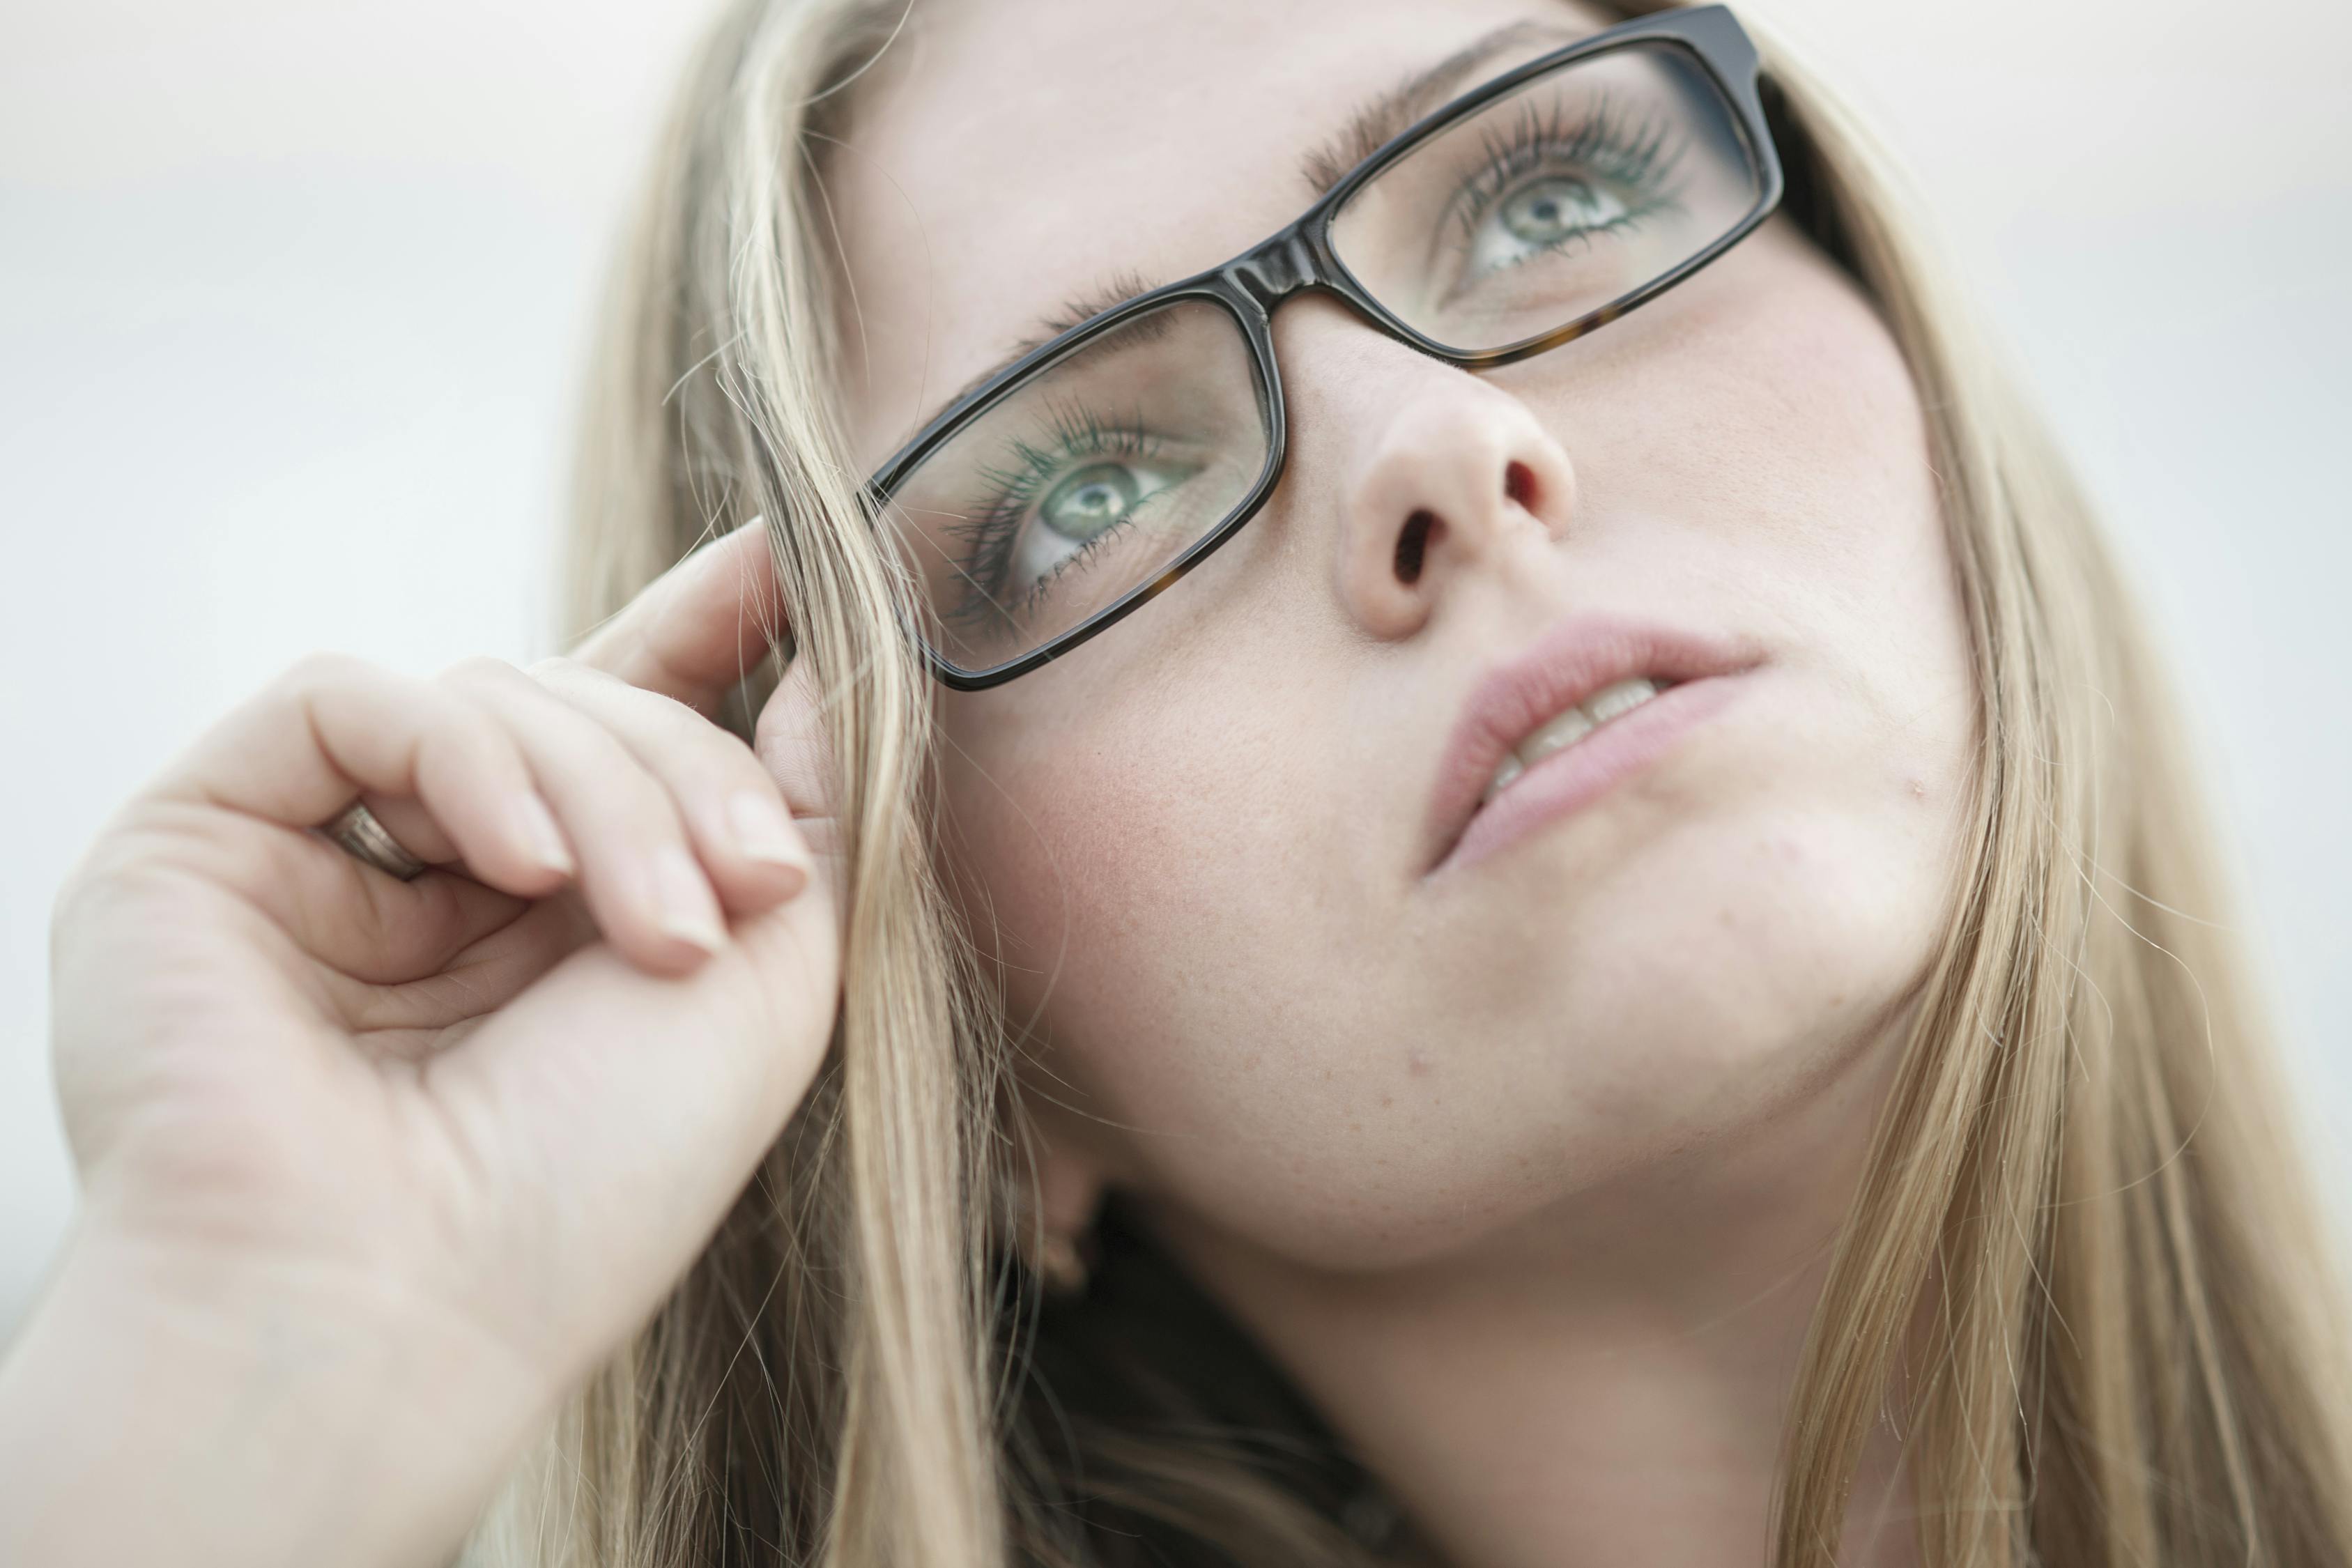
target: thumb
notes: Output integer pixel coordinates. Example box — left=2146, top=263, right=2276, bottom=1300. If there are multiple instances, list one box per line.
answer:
left=753, top=652, right=847, bottom=898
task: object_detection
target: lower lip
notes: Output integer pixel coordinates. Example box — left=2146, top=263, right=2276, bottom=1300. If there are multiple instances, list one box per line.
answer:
left=1433, top=672, right=1751, bottom=877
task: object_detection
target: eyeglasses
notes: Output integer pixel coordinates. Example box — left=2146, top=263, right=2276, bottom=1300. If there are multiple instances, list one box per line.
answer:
left=863, top=3, right=1783, bottom=691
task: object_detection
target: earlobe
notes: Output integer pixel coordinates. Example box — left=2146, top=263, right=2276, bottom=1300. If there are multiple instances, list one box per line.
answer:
left=1020, top=1124, right=1111, bottom=1297
left=1036, top=1135, right=1109, bottom=1233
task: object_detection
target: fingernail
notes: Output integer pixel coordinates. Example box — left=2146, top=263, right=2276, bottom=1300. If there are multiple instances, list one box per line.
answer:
left=514, top=794, right=575, bottom=875
left=652, top=845, right=728, bottom=954
left=727, top=791, right=811, bottom=891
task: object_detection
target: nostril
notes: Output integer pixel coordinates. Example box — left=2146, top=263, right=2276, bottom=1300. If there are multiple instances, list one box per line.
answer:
left=1394, top=509, right=1437, bottom=585
left=1504, top=459, right=1538, bottom=511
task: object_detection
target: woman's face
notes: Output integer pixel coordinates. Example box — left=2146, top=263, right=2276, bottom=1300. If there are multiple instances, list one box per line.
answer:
left=825, top=0, right=1976, bottom=1269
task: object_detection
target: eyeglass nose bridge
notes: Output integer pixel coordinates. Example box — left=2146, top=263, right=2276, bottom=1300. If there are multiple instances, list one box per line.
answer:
left=1223, top=224, right=1335, bottom=314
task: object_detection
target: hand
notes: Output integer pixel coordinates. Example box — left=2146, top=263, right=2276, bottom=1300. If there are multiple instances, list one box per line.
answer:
left=5, top=521, right=841, bottom=1568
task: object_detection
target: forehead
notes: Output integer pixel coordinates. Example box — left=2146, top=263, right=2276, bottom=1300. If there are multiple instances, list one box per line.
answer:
left=826, top=0, right=1620, bottom=468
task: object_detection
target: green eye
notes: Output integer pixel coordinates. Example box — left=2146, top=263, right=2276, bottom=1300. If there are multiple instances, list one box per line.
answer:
left=956, top=411, right=1208, bottom=631
left=1040, top=462, right=1142, bottom=541
left=1498, top=175, right=1629, bottom=247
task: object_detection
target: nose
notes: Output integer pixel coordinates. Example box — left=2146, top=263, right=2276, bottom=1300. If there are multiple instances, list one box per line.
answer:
left=1286, top=316, right=1578, bottom=643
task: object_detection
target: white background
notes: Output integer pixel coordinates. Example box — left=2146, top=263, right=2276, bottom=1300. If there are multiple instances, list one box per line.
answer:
left=3, top=0, right=2347, bottom=1335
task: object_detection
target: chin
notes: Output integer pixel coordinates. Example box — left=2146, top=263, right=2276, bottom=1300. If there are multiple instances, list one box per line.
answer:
left=1385, top=788, right=1946, bottom=1178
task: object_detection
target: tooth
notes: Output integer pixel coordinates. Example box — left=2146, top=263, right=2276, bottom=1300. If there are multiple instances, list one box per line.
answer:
left=1519, top=705, right=1596, bottom=763
left=1583, top=677, right=1659, bottom=724
left=1482, top=753, right=1525, bottom=805
left=1479, top=677, right=1673, bottom=809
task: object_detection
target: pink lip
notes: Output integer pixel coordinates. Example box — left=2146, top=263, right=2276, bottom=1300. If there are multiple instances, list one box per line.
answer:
left=1422, top=615, right=1765, bottom=877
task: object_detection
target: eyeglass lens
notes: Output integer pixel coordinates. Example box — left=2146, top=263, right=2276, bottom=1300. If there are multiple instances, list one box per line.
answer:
left=881, top=38, right=1764, bottom=680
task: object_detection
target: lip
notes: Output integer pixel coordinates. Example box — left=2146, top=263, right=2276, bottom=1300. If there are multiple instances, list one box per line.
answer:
left=1422, top=615, right=1765, bottom=877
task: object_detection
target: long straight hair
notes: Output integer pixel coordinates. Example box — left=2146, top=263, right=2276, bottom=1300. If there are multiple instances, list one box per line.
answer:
left=467, top=2, right=2352, bottom=1562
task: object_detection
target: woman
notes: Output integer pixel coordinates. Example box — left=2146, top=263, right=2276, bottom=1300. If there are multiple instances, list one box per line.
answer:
left=6, top=0, right=2348, bottom=1564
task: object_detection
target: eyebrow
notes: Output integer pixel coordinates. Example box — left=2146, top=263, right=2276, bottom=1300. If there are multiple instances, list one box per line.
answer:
left=1296, top=18, right=1584, bottom=196
left=917, top=17, right=1590, bottom=431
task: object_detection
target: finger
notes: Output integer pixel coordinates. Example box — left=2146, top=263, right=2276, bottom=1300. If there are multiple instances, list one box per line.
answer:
left=570, top=517, right=784, bottom=714
left=429, top=838, right=840, bottom=1381
left=441, top=657, right=732, bottom=976
left=355, top=787, right=460, bottom=868
left=423, top=652, right=845, bottom=1382
left=527, top=657, right=815, bottom=916
left=120, top=790, right=535, bottom=985
left=147, top=653, right=577, bottom=903
left=335, top=891, right=599, bottom=1041
left=260, top=826, right=535, bottom=984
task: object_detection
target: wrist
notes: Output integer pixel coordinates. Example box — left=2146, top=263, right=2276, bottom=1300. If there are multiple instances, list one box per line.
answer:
left=0, top=1220, right=553, bottom=1568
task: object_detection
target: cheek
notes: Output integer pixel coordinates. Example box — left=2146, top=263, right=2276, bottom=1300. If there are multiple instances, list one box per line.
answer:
left=946, top=726, right=1217, bottom=973
left=939, top=654, right=1427, bottom=1240
left=1760, top=270, right=1958, bottom=633
left=1532, top=248, right=1980, bottom=1139
left=935, top=235, right=1984, bottom=1272
left=938, top=661, right=1321, bottom=1056
left=1578, top=228, right=1978, bottom=813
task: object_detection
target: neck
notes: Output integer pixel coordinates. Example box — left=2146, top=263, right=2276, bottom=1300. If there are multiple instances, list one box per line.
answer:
left=1131, top=1007, right=1923, bottom=1568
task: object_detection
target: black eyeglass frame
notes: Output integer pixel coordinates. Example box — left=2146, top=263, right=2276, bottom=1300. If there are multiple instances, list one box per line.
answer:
left=866, top=2, right=1785, bottom=691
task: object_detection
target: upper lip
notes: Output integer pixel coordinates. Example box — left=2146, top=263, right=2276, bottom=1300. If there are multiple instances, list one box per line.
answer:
left=1422, top=613, right=1765, bottom=873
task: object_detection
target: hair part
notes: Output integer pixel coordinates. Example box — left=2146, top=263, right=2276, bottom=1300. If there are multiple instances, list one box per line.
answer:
left=467, top=2, right=2352, bottom=1564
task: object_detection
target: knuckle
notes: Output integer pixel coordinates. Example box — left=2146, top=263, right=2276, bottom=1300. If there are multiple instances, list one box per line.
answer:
left=709, top=737, right=774, bottom=795
left=435, top=694, right=513, bottom=760
left=544, top=659, right=641, bottom=714
left=616, top=756, right=685, bottom=822
left=440, top=653, right=521, bottom=690
left=279, top=649, right=367, bottom=695
left=650, top=706, right=760, bottom=785
left=670, top=766, right=759, bottom=833
left=635, top=685, right=717, bottom=737
left=523, top=654, right=583, bottom=685
left=49, top=847, right=112, bottom=937
left=528, top=709, right=663, bottom=810
left=51, top=806, right=199, bottom=939
left=52, top=857, right=151, bottom=949
left=564, top=666, right=718, bottom=743
left=406, top=691, right=513, bottom=791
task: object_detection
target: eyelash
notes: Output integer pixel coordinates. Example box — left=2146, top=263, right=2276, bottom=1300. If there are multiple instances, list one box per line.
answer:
left=1449, top=90, right=1689, bottom=252
left=944, top=95, right=1689, bottom=631
left=944, top=400, right=1170, bottom=633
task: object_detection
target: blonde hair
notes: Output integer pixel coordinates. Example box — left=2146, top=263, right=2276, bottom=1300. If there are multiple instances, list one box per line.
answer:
left=467, top=2, right=2352, bottom=1563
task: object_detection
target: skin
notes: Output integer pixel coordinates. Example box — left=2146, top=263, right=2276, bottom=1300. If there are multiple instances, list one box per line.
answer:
left=831, top=0, right=1976, bottom=1560
left=3, top=526, right=845, bottom=1568
left=3, top=1, right=1978, bottom=1565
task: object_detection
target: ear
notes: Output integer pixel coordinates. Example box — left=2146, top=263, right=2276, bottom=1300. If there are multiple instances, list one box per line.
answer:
left=1028, top=1112, right=1112, bottom=1242
left=1039, top=1145, right=1108, bottom=1239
